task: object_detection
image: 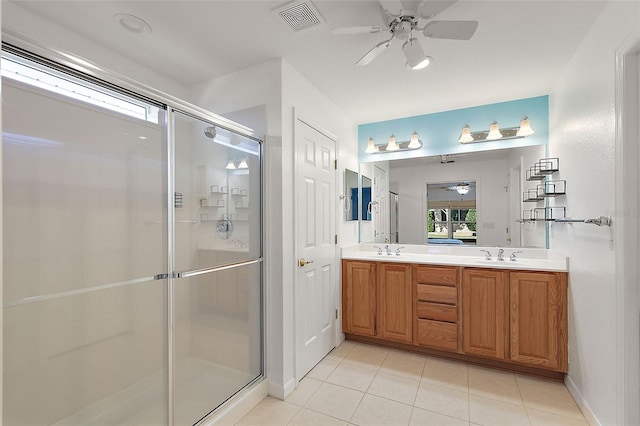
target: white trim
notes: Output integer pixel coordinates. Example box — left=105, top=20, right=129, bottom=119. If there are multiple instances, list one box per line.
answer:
left=614, top=33, right=640, bottom=426
left=201, top=379, right=268, bottom=426
left=565, top=376, right=601, bottom=426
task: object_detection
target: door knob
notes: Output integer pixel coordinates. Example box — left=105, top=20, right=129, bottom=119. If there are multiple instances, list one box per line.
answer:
left=298, top=258, right=314, bottom=267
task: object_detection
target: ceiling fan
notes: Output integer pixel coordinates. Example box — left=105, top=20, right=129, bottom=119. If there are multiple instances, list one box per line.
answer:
left=331, top=0, right=478, bottom=69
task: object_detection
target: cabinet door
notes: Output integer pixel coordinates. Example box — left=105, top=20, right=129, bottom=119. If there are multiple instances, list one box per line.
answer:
left=462, top=268, right=509, bottom=359
left=378, top=263, right=413, bottom=343
left=342, top=261, right=376, bottom=336
left=510, top=272, right=568, bottom=371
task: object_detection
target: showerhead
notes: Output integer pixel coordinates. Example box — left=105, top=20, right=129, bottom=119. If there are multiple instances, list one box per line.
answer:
left=204, top=126, right=217, bottom=139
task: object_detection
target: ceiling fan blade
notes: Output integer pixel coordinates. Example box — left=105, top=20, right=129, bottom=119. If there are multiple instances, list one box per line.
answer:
left=331, top=26, right=386, bottom=35
left=423, top=20, right=479, bottom=40
left=378, top=0, right=404, bottom=16
left=417, top=1, right=457, bottom=19
left=356, top=38, right=394, bottom=66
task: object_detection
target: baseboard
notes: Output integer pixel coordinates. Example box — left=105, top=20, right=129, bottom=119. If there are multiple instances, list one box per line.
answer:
left=201, top=379, right=268, bottom=426
left=267, top=377, right=296, bottom=400
left=565, top=375, right=601, bottom=426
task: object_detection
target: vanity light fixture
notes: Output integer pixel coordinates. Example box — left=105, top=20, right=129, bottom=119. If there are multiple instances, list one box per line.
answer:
left=458, top=117, right=535, bottom=144
left=366, top=132, right=424, bottom=154
left=407, top=131, right=421, bottom=148
left=237, top=158, right=249, bottom=169
left=365, top=137, right=378, bottom=153
left=486, top=121, right=503, bottom=140
left=226, top=160, right=236, bottom=170
left=458, top=124, right=474, bottom=143
left=386, top=134, right=399, bottom=151
left=516, top=116, right=535, bottom=136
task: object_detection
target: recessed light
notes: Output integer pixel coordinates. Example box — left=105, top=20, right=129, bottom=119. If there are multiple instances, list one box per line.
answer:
left=113, top=13, right=152, bottom=35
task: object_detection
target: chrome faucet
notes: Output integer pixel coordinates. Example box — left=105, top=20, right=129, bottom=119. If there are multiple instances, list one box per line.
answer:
left=497, top=248, right=505, bottom=261
left=479, top=249, right=492, bottom=260
left=384, top=244, right=392, bottom=255
left=395, top=246, right=405, bottom=256
left=510, top=251, right=523, bottom=261
left=374, top=246, right=383, bottom=255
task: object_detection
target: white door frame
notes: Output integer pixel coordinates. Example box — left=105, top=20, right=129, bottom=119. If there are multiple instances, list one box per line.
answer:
left=292, top=111, right=338, bottom=382
left=614, top=35, right=640, bottom=426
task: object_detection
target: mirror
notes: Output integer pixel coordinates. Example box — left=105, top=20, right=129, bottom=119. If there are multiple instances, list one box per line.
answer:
left=427, top=181, right=477, bottom=245
left=360, top=145, right=548, bottom=248
left=344, top=169, right=358, bottom=221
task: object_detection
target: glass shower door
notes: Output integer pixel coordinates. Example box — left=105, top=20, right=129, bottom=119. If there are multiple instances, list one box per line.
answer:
left=172, top=111, right=263, bottom=425
left=2, top=61, right=168, bottom=425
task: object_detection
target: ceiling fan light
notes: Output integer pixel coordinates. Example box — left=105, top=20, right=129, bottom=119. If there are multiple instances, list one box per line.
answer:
left=516, top=116, right=535, bottom=137
left=486, top=121, right=503, bottom=140
left=456, top=183, right=470, bottom=195
left=365, top=137, right=377, bottom=153
left=386, top=134, right=399, bottom=151
left=403, top=38, right=431, bottom=70
left=458, top=124, right=474, bottom=143
left=408, top=131, right=421, bottom=148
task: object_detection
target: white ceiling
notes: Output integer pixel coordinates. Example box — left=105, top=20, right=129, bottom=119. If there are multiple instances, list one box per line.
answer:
left=8, top=0, right=607, bottom=124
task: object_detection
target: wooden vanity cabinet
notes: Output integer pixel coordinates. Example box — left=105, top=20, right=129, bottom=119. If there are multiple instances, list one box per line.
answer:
left=377, top=263, right=413, bottom=343
left=510, top=271, right=568, bottom=371
left=342, top=260, right=413, bottom=342
left=414, top=265, right=459, bottom=352
left=342, top=260, right=376, bottom=336
left=461, top=268, right=509, bottom=359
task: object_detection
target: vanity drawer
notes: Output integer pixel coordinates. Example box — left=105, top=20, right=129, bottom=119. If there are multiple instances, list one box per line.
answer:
left=416, top=301, right=457, bottom=323
left=415, top=266, right=458, bottom=286
left=416, top=284, right=457, bottom=305
left=416, top=319, right=458, bottom=352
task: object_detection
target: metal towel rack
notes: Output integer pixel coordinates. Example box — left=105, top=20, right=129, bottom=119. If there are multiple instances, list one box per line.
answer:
left=554, top=216, right=612, bottom=226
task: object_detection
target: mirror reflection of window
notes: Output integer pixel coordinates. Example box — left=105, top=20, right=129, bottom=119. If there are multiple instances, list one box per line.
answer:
left=426, top=182, right=477, bottom=245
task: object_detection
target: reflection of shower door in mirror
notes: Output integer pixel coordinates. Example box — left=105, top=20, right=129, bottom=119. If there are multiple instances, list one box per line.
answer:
left=373, top=165, right=389, bottom=243
left=390, top=192, right=399, bottom=243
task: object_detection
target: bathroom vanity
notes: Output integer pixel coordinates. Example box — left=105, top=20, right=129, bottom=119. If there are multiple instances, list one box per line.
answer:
left=341, top=244, right=568, bottom=379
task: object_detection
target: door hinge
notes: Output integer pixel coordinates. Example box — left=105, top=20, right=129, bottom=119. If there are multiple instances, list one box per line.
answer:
left=334, top=159, right=338, bottom=170
left=335, top=234, right=338, bottom=245
left=335, top=309, right=338, bottom=320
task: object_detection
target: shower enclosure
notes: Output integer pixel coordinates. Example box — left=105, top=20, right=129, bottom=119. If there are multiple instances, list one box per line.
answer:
left=2, top=44, right=263, bottom=425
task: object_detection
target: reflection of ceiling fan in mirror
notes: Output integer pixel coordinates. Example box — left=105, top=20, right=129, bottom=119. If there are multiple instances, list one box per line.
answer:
left=331, top=0, right=478, bottom=69
left=441, top=182, right=475, bottom=195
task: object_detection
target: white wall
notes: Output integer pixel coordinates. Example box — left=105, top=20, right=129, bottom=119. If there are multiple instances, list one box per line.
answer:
left=548, top=2, right=640, bottom=425
left=390, top=157, right=509, bottom=246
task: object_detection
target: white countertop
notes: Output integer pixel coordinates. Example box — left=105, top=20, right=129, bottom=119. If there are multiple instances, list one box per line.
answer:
left=341, top=244, right=568, bottom=272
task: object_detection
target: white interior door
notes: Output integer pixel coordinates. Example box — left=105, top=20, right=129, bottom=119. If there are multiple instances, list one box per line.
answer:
left=373, top=165, right=389, bottom=243
left=294, top=119, right=337, bottom=379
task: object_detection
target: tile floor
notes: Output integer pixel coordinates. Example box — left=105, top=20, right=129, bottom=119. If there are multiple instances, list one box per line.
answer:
left=236, top=340, right=588, bottom=426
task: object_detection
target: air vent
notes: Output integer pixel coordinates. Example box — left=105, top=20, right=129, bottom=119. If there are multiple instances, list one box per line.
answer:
left=274, top=1, right=325, bottom=32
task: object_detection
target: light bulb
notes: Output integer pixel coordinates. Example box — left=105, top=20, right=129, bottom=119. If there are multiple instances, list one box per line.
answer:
left=226, top=160, right=236, bottom=170
left=407, top=131, right=421, bottom=149
left=458, top=124, right=474, bottom=143
left=516, top=116, right=535, bottom=137
left=365, top=137, right=377, bottom=153
left=486, top=121, right=503, bottom=140
left=386, top=134, right=399, bottom=151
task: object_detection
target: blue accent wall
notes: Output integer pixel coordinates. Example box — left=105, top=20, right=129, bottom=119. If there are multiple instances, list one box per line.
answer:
left=358, top=96, right=548, bottom=162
